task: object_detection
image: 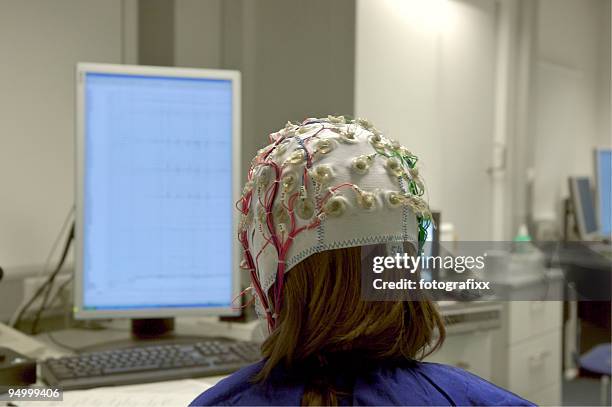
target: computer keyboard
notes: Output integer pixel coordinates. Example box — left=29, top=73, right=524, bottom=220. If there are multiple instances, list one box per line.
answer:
left=40, top=338, right=261, bottom=390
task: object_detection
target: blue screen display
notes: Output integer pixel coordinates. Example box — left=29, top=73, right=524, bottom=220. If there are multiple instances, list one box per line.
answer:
left=597, top=150, right=612, bottom=236
left=82, top=72, right=234, bottom=310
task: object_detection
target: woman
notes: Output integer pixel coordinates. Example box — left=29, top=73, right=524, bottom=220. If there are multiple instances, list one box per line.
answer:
left=192, top=116, right=531, bottom=406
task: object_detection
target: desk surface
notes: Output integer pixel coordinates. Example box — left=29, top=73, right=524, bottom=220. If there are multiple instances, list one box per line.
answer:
left=0, top=321, right=225, bottom=406
left=0, top=301, right=502, bottom=405
left=3, top=302, right=500, bottom=358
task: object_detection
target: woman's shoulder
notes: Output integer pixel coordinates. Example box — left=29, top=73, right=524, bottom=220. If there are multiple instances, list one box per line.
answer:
left=190, top=360, right=534, bottom=406
left=369, top=361, right=534, bottom=406
left=189, top=360, right=303, bottom=406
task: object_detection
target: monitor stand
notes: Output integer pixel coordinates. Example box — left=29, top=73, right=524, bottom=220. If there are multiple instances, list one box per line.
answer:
left=78, top=318, right=214, bottom=353
left=131, top=318, right=175, bottom=339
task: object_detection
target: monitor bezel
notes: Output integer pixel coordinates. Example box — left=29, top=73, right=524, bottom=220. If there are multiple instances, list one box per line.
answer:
left=568, top=176, right=599, bottom=241
left=74, top=63, right=242, bottom=319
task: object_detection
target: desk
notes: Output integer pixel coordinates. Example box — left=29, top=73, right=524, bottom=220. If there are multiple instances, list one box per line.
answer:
left=0, top=320, right=252, bottom=406
left=538, top=241, right=611, bottom=301
left=1, top=297, right=559, bottom=405
left=33, top=318, right=264, bottom=354
left=2, top=306, right=498, bottom=387
left=539, top=242, right=612, bottom=378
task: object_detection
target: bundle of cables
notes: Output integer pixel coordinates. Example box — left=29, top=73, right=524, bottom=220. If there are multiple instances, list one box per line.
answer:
left=9, top=207, right=75, bottom=334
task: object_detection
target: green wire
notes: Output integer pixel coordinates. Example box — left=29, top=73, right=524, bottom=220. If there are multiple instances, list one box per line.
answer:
left=417, top=216, right=431, bottom=254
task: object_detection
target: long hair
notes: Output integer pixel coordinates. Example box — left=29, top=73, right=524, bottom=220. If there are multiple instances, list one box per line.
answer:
left=254, top=245, right=446, bottom=406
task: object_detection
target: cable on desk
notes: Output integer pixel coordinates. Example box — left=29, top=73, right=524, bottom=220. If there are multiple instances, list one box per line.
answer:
left=11, top=221, right=75, bottom=333
left=9, top=206, right=74, bottom=328
left=46, top=274, right=74, bottom=310
left=45, top=331, right=82, bottom=353
left=31, top=223, right=75, bottom=334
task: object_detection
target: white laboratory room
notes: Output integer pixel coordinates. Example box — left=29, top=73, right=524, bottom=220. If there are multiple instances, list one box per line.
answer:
left=0, top=1, right=610, bottom=406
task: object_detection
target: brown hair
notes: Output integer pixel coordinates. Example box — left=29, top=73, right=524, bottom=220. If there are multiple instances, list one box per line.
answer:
left=254, top=245, right=446, bottom=406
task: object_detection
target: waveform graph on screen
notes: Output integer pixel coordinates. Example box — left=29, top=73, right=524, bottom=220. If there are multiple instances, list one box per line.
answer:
left=82, top=72, right=234, bottom=311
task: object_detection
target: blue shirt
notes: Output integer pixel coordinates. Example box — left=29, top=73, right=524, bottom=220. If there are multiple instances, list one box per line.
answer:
left=190, top=360, right=533, bottom=406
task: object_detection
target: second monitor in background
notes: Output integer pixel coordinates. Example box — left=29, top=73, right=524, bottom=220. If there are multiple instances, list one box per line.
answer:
left=568, top=176, right=599, bottom=241
left=594, top=148, right=612, bottom=240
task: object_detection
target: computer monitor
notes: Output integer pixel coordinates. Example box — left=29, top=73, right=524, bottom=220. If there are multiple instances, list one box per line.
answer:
left=568, top=176, right=599, bottom=240
left=421, top=211, right=440, bottom=282
left=74, top=63, right=241, bottom=329
left=594, top=149, right=612, bottom=238
left=424, top=211, right=440, bottom=258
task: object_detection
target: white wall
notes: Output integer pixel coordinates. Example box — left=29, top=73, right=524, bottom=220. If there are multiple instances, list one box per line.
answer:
left=0, top=0, right=354, bottom=274
left=222, top=0, right=356, bottom=182
left=600, top=0, right=611, bottom=148
left=139, top=0, right=223, bottom=69
left=3, top=0, right=605, bottom=271
left=356, top=0, right=611, bottom=239
left=174, top=0, right=222, bottom=69
left=0, top=0, right=132, bottom=271
left=355, top=0, right=498, bottom=240
left=531, top=0, right=611, bottom=223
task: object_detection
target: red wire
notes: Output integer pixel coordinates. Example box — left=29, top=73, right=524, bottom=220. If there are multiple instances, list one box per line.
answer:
left=238, top=129, right=350, bottom=330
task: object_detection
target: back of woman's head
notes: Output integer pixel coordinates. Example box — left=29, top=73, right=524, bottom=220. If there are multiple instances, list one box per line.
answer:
left=256, top=246, right=445, bottom=406
left=236, top=116, right=444, bottom=405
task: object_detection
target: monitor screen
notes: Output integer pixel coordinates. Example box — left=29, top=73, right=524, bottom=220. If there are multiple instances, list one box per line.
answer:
left=424, top=220, right=435, bottom=257
left=78, top=68, right=237, bottom=315
left=576, top=177, right=598, bottom=236
left=596, top=149, right=612, bottom=237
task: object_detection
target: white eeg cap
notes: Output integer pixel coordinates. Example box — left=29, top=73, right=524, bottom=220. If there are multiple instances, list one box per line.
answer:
left=237, top=116, right=431, bottom=326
